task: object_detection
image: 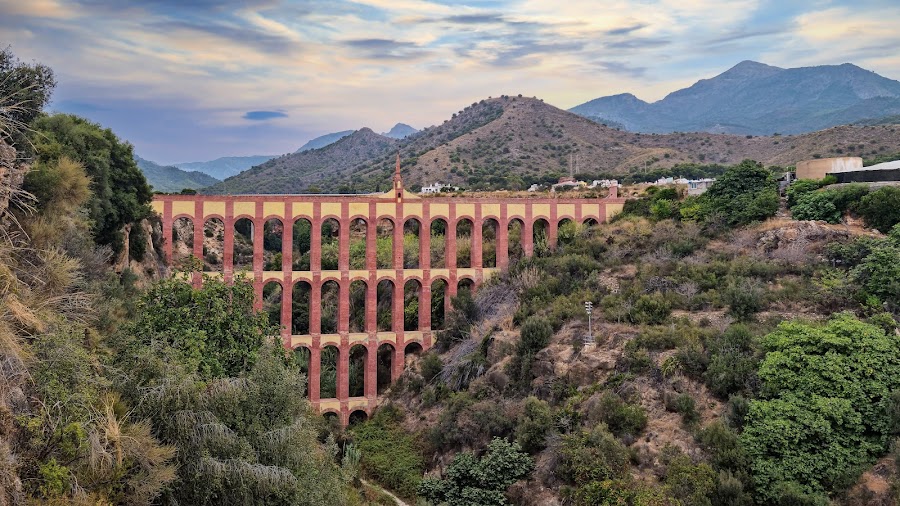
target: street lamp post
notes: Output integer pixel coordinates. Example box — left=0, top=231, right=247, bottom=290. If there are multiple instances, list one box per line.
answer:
left=584, top=301, right=593, bottom=346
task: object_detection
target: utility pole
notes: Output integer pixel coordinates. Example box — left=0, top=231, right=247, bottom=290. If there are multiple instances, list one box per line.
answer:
left=584, top=301, right=594, bottom=346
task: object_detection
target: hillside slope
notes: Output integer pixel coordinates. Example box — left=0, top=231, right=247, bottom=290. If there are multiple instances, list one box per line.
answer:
left=296, top=130, right=355, bottom=152
left=571, top=61, right=900, bottom=135
left=206, top=96, right=900, bottom=194
left=135, top=155, right=220, bottom=193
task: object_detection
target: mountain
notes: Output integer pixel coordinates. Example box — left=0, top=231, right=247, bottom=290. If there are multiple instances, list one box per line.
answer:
left=174, top=155, right=275, bottom=180
left=382, top=123, right=417, bottom=139
left=204, top=95, right=900, bottom=194
left=296, top=130, right=355, bottom=152
left=204, top=128, right=398, bottom=194
left=570, top=61, right=900, bottom=135
left=135, top=155, right=220, bottom=193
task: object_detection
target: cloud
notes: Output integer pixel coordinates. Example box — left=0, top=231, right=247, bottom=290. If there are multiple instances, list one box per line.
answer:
left=243, top=111, right=288, bottom=120
left=343, top=38, right=427, bottom=59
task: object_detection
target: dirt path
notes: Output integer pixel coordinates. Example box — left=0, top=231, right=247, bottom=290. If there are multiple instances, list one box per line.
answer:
left=360, top=478, right=410, bottom=506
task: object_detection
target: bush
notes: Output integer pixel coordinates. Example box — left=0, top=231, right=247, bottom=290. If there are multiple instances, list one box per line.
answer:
left=663, top=451, right=716, bottom=506
left=695, top=160, right=779, bottom=227
left=420, top=352, right=443, bottom=382
left=557, top=425, right=630, bottom=485
left=703, top=325, right=759, bottom=398
left=353, top=406, right=424, bottom=500
left=630, top=293, right=672, bottom=325
left=858, top=186, right=900, bottom=233
left=791, top=191, right=840, bottom=223
left=665, top=393, right=699, bottom=426
left=786, top=179, right=825, bottom=207
left=516, top=397, right=553, bottom=453
left=723, top=278, right=766, bottom=320
left=519, top=315, right=553, bottom=354
left=587, top=392, right=648, bottom=441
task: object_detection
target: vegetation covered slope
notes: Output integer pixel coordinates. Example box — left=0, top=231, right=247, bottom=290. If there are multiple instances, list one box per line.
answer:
left=206, top=95, right=900, bottom=194
left=347, top=163, right=900, bottom=505
left=135, top=155, right=220, bottom=193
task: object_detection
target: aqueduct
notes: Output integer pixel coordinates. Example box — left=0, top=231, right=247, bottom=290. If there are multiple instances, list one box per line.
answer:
left=152, top=161, right=625, bottom=425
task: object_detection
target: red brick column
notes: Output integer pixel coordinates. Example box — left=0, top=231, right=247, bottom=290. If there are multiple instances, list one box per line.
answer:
left=421, top=204, right=431, bottom=270
left=366, top=277, right=377, bottom=332
left=392, top=277, right=404, bottom=333
left=339, top=277, right=350, bottom=333
left=309, top=341, right=321, bottom=403
left=523, top=204, right=534, bottom=257
left=253, top=202, right=264, bottom=310
left=420, top=282, right=431, bottom=347
left=393, top=216, right=404, bottom=269
left=339, top=205, right=350, bottom=271
left=472, top=207, right=483, bottom=274
left=192, top=200, right=204, bottom=288
left=162, top=201, right=173, bottom=264
left=338, top=341, right=349, bottom=401
left=548, top=205, right=558, bottom=250
left=497, top=205, right=509, bottom=271
left=283, top=203, right=293, bottom=273
left=446, top=209, right=457, bottom=270
left=393, top=345, right=405, bottom=382
left=311, top=204, right=322, bottom=272
left=366, top=210, right=377, bottom=271
left=281, top=280, right=292, bottom=346
left=310, top=275, right=322, bottom=335
left=223, top=201, right=234, bottom=283
left=365, top=342, right=377, bottom=399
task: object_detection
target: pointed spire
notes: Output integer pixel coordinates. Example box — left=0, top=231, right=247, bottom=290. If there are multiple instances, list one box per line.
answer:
left=394, top=151, right=401, bottom=182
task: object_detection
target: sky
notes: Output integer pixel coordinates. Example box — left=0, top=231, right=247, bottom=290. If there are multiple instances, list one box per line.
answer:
left=2, top=0, right=900, bottom=164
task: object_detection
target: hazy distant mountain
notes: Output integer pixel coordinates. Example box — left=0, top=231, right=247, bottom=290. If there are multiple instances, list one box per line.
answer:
left=135, top=156, right=220, bottom=193
left=296, top=130, right=355, bottom=152
left=174, top=155, right=275, bottom=180
left=204, top=94, right=900, bottom=194
left=570, top=61, right=900, bottom=135
left=382, top=123, right=417, bottom=139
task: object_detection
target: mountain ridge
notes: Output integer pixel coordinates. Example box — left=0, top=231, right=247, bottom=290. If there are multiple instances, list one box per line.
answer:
left=570, top=61, right=900, bottom=135
left=135, top=155, right=220, bottom=193
left=174, top=155, right=275, bottom=180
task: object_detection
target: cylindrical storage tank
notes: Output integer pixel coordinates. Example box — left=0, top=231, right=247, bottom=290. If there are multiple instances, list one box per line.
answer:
left=795, top=157, right=862, bottom=180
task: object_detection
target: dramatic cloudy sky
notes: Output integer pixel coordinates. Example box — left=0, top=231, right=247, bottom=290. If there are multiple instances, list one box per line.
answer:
left=2, top=0, right=899, bottom=164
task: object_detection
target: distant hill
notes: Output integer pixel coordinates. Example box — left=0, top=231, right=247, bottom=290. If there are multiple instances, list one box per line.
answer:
left=174, top=155, right=275, bottom=180
left=296, top=130, right=355, bottom=152
left=204, top=94, right=900, bottom=194
left=570, top=61, right=900, bottom=135
left=135, top=156, right=220, bottom=193
left=382, top=123, right=417, bottom=139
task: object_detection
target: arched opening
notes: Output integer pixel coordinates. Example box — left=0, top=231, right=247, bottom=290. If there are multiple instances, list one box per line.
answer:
left=262, top=281, right=283, bottom=329
left=558, top=218, right=577, bottom=248
left=172, top=217, right=194, bottom=268
left=321, top=280, right=340, bottom=334
left=233, top=217, right=254, bottom=269
left=377, top=343, right=395, bottom=394
left=583, top=217, right=599, bottom=228
left=403, top=218, right=421, bottom=268
left=263, top=218, right=284, bottom=270
left=349, top=280, right=367, bottom=333
left=323, top=412, right=339, bottom=430
left=292, top=218, right=312, bottom=271
left=404, top=279, right=422, bottom=331
left=376, top=218, right=395, bottom=269
left=320, top=218, right=340, bottom=270
left=348, top=410, right=368, bottom=426
left=508, top=218, right=524, bottom=264
left=457, top=278, right=475, bottom=300
left=533, top=218, right=550, bottom=257
left=294, top=346, right=311, bottom=396
left=405, top=342, right=424, bottom=370
left=202, top=218, right=224, bottom=272
left=456, top=218, right=474, bottom=268
left=430, top=219, right=447, bottom=268
left=320, top=345, right=339, bottom=399
left=291, top=281, right=312, bottom=335
left=376, top=279, right=394, bottom=332
left=349, top=344, right=367, bottom=397
left=482, top=218, right=498, bottom=268
left=349, top=218, right=367, bottom=269
left=430, top=279, right=447, bottom=330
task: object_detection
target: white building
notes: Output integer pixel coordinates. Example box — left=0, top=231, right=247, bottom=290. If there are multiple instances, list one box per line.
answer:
left=686, top=178, right=716, bottom=195
left=589, top=179, right=619, bottom=188
left=420, top=182, right=458, bottom=194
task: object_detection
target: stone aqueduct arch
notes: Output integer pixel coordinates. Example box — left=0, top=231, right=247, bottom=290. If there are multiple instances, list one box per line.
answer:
left=152, top=165, right=624, bottom=425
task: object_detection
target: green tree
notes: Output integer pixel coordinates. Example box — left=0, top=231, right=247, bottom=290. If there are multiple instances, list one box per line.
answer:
left=120, top=273, right=274, bottom=379
left=696, top=160, right=778, bottom=227
left=0, top=46, right=55, bottom=151
left=515, top=397, right=553, bottom=453
left=26, top=113, right=152, bottom=252
left=858, top=186, right=900, bottom=233
left=741, top=314, right=900, bottom=501
left=419, top=437, right=533, bottom=506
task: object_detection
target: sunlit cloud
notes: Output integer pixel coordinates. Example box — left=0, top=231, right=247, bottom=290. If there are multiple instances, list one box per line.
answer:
left=0, top=0, right=896, bottom=163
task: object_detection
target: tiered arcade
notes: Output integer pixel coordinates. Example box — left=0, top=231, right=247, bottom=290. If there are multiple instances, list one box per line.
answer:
left=152, top=167, right=624, bottom=425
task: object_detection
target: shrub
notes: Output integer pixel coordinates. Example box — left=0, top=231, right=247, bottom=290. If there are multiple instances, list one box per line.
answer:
left=786, top=179, right=825, bottom=207
left=665, top=393, right=699, bottom=426
left=519, top=316, right=553, bottom=354
left=587, top=392, right=648, bottom=441
left=516, top=397, right=553, bottom=453
left=695, top=160, right=779, bottom=227
left=791, top=191, right=840, bottom=223
left=420, top=352, right=443, bottom=382
left=858, top=186, right=900, bottom=233
left=557, top=425, right=630, bottom=485
left=663, top=451, right=716, bottom=506
left=703, top=325, right=759, bottom=398
left=630, top=293, right=672, bottom=325
left=353, top=406, right=424, bottom=500
left=723, top=278, right=766, bottom=320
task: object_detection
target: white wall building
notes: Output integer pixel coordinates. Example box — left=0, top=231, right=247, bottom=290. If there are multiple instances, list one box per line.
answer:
left=420, top=182, right=458, bottom=194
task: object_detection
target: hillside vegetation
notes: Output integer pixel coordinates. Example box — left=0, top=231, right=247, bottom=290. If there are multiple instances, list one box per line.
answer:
left=135, top=155, right=220, bottom=193
left=206, top=95, right=900, bottom=194
left=344, top=162, right=900, bottom=505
